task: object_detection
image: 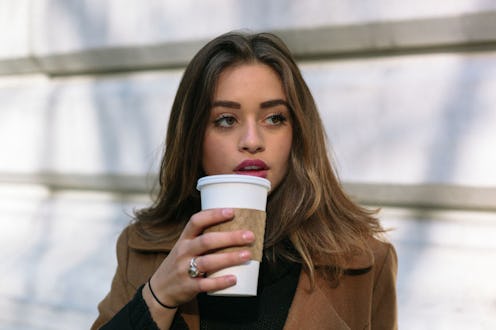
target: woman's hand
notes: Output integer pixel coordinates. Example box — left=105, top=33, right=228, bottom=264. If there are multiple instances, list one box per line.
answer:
left=142, top=208, right=254, bottom=326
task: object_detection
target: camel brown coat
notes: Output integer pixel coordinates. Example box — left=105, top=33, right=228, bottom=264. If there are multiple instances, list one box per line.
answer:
left=92, top=225, right=398, bottom=329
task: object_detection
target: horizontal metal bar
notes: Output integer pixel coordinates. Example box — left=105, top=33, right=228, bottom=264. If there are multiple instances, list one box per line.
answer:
left=2, top=11, right=496, bottom=76
left=343, top=182, right=496, bottom=212
left=1, top=172, right=495, bottom=211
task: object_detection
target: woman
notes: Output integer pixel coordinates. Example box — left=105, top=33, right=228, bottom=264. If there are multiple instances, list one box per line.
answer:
left=92, top=31, right=397, bottom=330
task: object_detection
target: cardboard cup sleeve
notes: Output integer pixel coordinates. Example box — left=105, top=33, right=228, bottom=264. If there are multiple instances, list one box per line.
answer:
left=203, top=208, right=266, bottom=261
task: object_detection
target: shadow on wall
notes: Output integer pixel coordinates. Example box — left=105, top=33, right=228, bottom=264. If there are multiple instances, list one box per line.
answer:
left=393, top=55, right=487, bottom=318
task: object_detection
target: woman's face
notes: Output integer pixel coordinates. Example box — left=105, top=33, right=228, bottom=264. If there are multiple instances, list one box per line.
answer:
left=202, top=63, right=293, bottom=191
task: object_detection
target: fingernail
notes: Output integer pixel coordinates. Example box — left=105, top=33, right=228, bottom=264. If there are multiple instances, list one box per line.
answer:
left=239, top=251, right=250, bottom=259
left=242, top=231, right=254, bottom=241
left=227, top=275, right=236, bottom=285
left=222, top=208, right=234, bottom=217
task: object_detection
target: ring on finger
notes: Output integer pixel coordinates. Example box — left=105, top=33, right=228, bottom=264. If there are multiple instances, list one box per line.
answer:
left=188, top=257, right=204, bottom=278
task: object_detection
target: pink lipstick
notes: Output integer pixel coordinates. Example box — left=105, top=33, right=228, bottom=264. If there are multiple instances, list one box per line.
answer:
left=234, top=159, right=269, bottom=178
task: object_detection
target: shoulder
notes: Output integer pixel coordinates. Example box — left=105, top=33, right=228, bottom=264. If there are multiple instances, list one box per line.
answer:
left=341, top=235, right=397, bottom=275
left=303, top=237, right=397, bottom=329
left=114, top=225, right=132, bottom=255
left=114, top=224, right=171, bottom=288
left=367, top=237, right=398, bottom=328
left=120, top=223, right=176, bottom=251
left=366, top=237, right=398, bottom=280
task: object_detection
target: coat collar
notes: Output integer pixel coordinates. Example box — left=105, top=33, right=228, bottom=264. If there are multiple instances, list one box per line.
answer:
left=127, top=224, right=176, bottom=251
left=343, top=240, right=375, bottom=270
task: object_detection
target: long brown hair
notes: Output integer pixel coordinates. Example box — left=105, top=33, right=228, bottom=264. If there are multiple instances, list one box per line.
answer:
left=135, top=31, right=384, bottom=283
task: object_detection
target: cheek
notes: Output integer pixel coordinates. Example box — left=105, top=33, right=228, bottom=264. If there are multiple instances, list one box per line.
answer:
left=281, top=132, right=293, bottom=162
left=201, top=135, right=211, bottom=169
left=202, top=134, right=228, bottom=173
left=281, top=146, right=292, bottom=173
left=271, top=133, right=292, bottom=178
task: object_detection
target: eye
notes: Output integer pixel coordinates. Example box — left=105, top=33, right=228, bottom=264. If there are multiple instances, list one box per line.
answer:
left=214, top=114, right=237, bottom=128
left=265, top=113, right=288, bottom=125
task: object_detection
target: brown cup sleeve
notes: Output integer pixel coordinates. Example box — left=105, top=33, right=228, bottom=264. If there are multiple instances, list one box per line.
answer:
left=203, top=208, right=266, bottom=261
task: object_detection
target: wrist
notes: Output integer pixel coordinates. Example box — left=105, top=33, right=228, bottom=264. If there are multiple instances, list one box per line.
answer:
left=147, top=278, right=178, bottom=310
left=142, top=282, right=178, bottom=329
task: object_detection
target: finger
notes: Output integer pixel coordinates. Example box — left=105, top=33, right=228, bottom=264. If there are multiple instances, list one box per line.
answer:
left=195, top=250, right=252, bottom=275
left=195, top=275, right=237, bottom=293
left=181, top=208, right=234, bottom=238
left=189, top=230, right=254, bottom=255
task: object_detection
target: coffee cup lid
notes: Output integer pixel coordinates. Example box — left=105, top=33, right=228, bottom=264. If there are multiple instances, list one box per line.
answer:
left=197, top=174, right=271, bottom=191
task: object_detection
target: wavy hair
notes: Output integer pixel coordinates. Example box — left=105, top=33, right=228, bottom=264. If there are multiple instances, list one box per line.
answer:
left=135, top=31, right=384, bottom=284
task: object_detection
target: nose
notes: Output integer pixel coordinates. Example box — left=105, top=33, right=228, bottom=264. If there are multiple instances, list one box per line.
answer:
left=238, top=121, right=265, bottom=153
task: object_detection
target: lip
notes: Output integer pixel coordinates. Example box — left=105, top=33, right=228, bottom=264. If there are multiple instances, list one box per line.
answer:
left=234, top=159, right=269, bottom=178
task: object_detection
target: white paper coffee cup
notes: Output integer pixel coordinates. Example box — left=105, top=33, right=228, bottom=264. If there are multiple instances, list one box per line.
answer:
left=196, top=174, right=271, bottom=296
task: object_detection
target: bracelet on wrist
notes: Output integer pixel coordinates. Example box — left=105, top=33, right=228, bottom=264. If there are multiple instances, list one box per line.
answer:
left=147, top=278, right=178, bottom=309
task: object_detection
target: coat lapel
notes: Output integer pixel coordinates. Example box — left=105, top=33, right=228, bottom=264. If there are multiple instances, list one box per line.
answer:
left=177, top=271, right=350, bottom=330
left=284, top=271, right=350, bottom=330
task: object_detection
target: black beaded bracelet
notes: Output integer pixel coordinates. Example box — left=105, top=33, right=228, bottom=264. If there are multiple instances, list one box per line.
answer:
left=147, top=278, right=178, bottom=309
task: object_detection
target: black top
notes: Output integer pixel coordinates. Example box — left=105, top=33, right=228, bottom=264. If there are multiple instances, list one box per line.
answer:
left=100, top=257, right=301, bottom=330
left=199, top=256, right=301, bottom=329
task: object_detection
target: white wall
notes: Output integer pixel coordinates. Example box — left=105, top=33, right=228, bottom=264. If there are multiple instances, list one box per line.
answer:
left=2, top=53, right=496, bottom=187
left=1, top=1, right=496, bottom=329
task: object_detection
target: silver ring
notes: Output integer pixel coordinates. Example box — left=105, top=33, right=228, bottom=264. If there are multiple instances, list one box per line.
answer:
left=188, top=257, right=203, bottom=278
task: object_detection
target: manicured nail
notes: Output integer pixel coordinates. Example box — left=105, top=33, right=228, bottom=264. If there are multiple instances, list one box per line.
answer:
left=222, top=208, right=234, bottom=217
left=239, top=251, right=250, bottom=259
left=227, top=275, right=237, bottom=285
left=242, top=231, right=254, bottom=241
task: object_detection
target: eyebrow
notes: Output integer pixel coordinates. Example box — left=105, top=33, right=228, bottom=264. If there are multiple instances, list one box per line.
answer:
left=212, top=99, right=289, bottom=109
left=211, top=100, right=241, bottom=109
left=260, top=99, right=289, bottom=109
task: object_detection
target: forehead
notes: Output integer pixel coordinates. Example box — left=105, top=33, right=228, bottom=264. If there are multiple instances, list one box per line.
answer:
left=213, top=63, right=285, bottom=99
